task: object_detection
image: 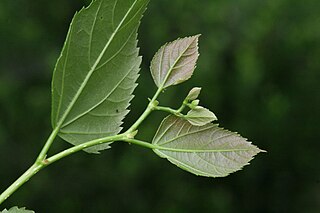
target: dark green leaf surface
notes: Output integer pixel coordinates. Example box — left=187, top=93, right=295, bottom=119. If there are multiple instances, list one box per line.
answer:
left=51, top=0, right=149, bottom=153
left=152, top=116, right=262, bottom=177
left=1, top=207, right=34, bottom=213
left=150, top=35, right=200, bottom=89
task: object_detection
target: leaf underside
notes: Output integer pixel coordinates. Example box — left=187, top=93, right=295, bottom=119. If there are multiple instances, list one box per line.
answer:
left=152, top=116, right=262, bottom=177
left=51, top=0, right=149, bottom=153
left=1, top=207, right=34, bottom=213
left=150, top=35, right=200, bottom=89
left=185, top=106, right=217, bottom=126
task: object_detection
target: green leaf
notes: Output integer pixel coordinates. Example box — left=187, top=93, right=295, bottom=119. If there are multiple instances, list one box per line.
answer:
left=152, top=116, right=263, bottom=177
left=1, top=207, right=34, bottom=213
left=185, top=106, right=217, bottom=126
left=51, top=0, right=149, bottom=153
left=186, top=87, right=201, bottom=101
left=150, top=35, right=200, bottom=89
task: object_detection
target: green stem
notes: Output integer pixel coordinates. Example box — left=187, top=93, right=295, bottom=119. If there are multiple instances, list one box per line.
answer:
left=177, top=103, right=186, bottom=113
left=0, top=134, right=127, bottom=206
left=153, top=106, right=184, bottom=117
left=125, top=87, right=163, bottom=133
left=46, top=134, right=126, bottom=165
left=124, top=138, right=156, bottom=149
left=0, top=127, right=60, bottom=205
left=36, top=127, right=60, bottom=162
left=0, top=163, right=44, bottom=205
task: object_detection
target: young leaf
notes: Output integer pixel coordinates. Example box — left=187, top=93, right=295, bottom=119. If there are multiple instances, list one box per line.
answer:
left=152, top=116, right=262, bottom=177
left=150, top=35, right=200, bottom=89
left=185, top=106, right=217, bottom=126
left=186, top=87, right=201, bottom=101
left=51, top=0, right=149, bottom=153
left=1, top=207, right=34, bottom=213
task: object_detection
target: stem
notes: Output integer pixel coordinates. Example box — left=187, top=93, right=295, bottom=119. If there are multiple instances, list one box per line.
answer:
left=0, top=127, right=60, bottom=205
left=46, top=134, right=126, bottom=165
left=154, top=106, right=184, bottom=117
left=0, top=134, right=127, bottom=206
left=0, top=163, right=44, bottom=205
left=124, top=138, right=156, bottom=149
left=36, top=127, right=60, bottom=162
left=126, top=87, right=163, bottom=133
left=177, top=103, right=186, bottom=113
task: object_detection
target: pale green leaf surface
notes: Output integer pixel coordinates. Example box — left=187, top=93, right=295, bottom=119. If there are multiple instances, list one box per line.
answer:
left=186, top=87, right=201, bottom=101
left=152, top=116, right=262, bottom=177
left=1, top=207, right=34, bottom=213
left=150, top=35, right=200, bottom=89
left=185, top=106, right=217, bottom=126
left=51, top=0, right=149, bottom=153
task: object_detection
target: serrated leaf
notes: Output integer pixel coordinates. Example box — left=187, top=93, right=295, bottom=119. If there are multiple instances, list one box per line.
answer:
left=185, top=106, right=217, bottom=126
left=51, top=0, right=149, bottom=153
left=186, top=87, right=201, bottom=101
left=152, top=116, right=263, bottom=177
left=150, top=35, right=200, bottom=89
left=1, top=207, right=34, bottom=213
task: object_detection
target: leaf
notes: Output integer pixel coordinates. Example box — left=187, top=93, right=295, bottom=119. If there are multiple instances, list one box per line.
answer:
left=51, top=0, right=149, bottom=153
left=185, top=106, right=217, bottom=126
left=152, top=116, right=263, bottom=177
left=1, top=207, right=34, bottom=213
left=186, top=87, right=201, bottom=101
left=150, top=35, right=200, bottom=89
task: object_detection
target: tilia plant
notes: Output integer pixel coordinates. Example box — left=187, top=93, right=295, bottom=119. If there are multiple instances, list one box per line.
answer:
left=0, top=0, right=264, bottom=212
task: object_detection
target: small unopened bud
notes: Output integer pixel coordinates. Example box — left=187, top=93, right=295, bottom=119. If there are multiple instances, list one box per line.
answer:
left=191, top=99, right=200, bottom=106
left=186, top=87, right=202, bottom=101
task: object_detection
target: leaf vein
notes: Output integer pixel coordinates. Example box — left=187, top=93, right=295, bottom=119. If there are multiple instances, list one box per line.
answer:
left=61, top=62, right=136, bottom=128
left=158, top=125, right=215, bottom=146
left=88, top=0, right=103, bottom=66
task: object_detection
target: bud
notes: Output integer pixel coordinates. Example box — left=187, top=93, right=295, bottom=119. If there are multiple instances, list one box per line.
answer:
left=186, top=87, right=202, bottom=101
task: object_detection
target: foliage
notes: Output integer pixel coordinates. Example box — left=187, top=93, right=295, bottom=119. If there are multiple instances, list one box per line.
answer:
left=1, top=0, right=319, bottom=212
left=0, top=0, right=263, bottom=211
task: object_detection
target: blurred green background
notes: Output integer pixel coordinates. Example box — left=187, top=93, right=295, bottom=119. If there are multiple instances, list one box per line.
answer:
left=1, top=0, right=320, bottom=212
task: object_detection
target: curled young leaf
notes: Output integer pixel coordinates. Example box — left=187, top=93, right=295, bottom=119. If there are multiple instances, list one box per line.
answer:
left=150, top=35, right=200, bottom=89
left=185, top=106, right=217, bottom=126
left=152, top=116, right=263, bottom=177
left=186, top=87, right=202, bottom=101
left=1, top=207, right=34, bottom=213
left=51, top=0, right=149, bottom=153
